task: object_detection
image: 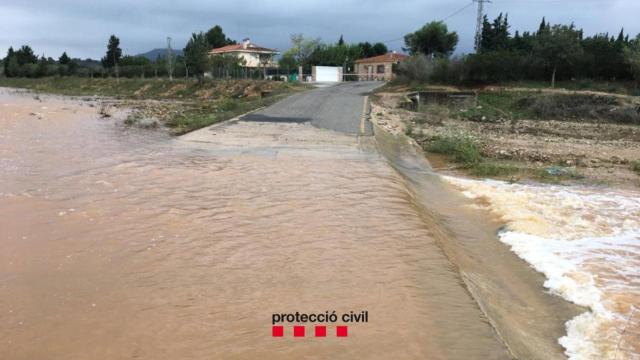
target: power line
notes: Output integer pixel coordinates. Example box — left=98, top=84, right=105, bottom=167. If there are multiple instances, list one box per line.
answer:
left=381, top=1, right=475, bottom=44
left=443, top=2, right=476, bottom=21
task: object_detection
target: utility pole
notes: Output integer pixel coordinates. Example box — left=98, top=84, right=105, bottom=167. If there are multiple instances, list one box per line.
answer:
left=473, top=0, right=491, bottom=51
left=166, top=37, right=174, bottom=81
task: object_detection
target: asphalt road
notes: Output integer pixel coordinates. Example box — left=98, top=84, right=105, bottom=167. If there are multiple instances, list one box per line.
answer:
left=240, top=81, right=381, bottom=135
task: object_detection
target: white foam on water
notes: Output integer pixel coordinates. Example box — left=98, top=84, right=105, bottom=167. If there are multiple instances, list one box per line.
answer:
left=443, top=176, right=640, bottom=360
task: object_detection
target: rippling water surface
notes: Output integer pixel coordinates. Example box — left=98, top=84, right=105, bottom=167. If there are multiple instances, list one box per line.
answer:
left=0, top=92, right=508, bottom=359
left=445, top=176, right=640, bottom=360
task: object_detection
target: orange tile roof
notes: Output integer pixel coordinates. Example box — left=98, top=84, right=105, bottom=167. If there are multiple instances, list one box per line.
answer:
left=211, top=43, right=277, bottom=54
left=355, top=53, right=409, bottom=64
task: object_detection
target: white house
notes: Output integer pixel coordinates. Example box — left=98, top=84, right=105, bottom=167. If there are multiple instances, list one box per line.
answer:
left=210, top=38, right=279, bottom=68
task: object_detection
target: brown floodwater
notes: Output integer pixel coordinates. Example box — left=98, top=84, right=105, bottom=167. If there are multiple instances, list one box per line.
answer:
left=0, top=90, right=509, bottom=359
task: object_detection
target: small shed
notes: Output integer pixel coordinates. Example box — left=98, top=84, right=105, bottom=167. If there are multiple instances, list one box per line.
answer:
left=355, top=52, right=408, bottom=81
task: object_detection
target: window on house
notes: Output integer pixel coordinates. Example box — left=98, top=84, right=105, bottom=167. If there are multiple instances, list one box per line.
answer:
left=376, top=65, right=386, bottom=74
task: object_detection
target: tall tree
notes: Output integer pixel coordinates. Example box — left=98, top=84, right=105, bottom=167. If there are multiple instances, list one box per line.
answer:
left=616, top=28, right=625, bottom=45
left=4, top=47, right=15, bottom=76
left=101, top=35, right=122, bottom=68
left=534, top=24, right=583, bottom=87
left=479, top=15, right=492, bottom=51
left=205, top=25, right=236, bottom=49
left=358, top=42, right=373, bottom=57
left=338, top=35, right=345, bottom=46
left=6, top=57, right=19, bottom=77
left=37, top=55, right=49, bottom=77
left=59, top=52, right=71, bottom=65
left=284, top=34, right=320, bottom=70
left=479, top=13, right=510, bottom=53
left=404, top=21, right=459, bottom=57
left=624, top=34, right=640, bottom=83
left=183, top=32, right=210, bottom=78
left=538, top=17, right=548, bottom=35
left=278, top=53, right=298, bottom=72
left=372, top=42, right=388, bottom=56
left=15, top=45, right=37, bottom=65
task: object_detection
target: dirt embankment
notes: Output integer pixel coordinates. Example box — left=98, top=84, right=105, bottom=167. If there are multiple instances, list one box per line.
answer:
left=1, top=78, right=308, bottom=135
left=371, top=88, right=640, bottom=188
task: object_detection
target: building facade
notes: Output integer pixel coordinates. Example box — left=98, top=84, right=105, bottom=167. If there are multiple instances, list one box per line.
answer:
left=354, top=52, right=408, bottom=81
left=210, top=38, right=279, bottom=68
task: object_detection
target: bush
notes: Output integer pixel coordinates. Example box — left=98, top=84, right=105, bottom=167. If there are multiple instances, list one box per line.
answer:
left=218, top=98, right=239, bottom=111
left=424, top=133, right=482, bottom=165
left=631, top=161, right=640, bottom=175
left=469, top=162, right=519, bottom=177
left=430, top=57, right=466, bottom=84
left=397, top=54, right=433, bottom=83
left=520, top=94, right=639, bottom=124
left=465, top=51, right=526, bottom=83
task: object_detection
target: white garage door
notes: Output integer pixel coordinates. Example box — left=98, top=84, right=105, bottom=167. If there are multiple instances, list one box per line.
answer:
left=314, top=66, right=340, bottom=82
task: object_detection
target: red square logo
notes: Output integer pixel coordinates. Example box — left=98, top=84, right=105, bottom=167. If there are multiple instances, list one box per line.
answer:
left=336, top=326, right=348, bottom=337
left=294, top=326, right=305, bottom=337
left=315, top=325, right=326, bottom=337
left=272, top=325, right=284, bottom=337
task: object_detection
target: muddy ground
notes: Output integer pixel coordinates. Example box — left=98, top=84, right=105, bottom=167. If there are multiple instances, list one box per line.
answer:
left=371, top=88, right=640, bottom=189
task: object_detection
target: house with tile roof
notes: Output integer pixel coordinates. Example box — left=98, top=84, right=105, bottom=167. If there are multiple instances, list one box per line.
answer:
left=210, top=38, right=279, bottom=68
left=354, top=52, right=409, bottom=81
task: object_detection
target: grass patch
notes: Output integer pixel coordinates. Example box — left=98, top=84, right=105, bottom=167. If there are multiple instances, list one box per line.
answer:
left=0, top=76, right=306, bottom=100
left=531, top=167, right=584, bottom=182
left=424, top=134, right=482, bottom=165
left=631, top=160, right=640, bottom=175
left=166, top=113, right=219, bottom=132
left=446, top=90, right=640, bottom=125
left=417, top=131, right=584, bottom=182
left=467, top=162, right=520, bottom=177
left=500, top=80, right=640, bottom=96
left=164, top=93, right=291, bottom=135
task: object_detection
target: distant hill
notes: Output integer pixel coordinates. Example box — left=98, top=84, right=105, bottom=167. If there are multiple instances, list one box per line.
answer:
left=137, top=48, right=184, bottom=61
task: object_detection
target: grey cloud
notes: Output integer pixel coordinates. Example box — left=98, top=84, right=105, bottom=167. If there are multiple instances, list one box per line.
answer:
left=0, top=0, right=638, bottom=60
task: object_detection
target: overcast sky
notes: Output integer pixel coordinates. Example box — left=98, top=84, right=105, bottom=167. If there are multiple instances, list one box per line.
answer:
left=1, top=0, right=638, bottom=60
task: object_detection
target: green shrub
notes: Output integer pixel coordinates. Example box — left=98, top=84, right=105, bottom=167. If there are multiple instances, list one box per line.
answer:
left=631, top=161, right=640, bottom=175
left=533, top=167, right=584, bottom=181
left=424, top=134, right=482, bottom=165
left=405, top=123, right=414, bottom=136
left=218, top=98, right=239, bottom=111
left=469, top=162, right=519, bottom=176
left=396, top=54, right=433, bottom=83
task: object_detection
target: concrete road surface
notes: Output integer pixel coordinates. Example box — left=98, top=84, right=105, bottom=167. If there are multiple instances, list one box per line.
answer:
left=241, top=82, right=381, bottom=135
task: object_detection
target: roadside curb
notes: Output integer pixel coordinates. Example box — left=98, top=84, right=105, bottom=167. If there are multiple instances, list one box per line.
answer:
left=359, top=95, right=372, bottom=136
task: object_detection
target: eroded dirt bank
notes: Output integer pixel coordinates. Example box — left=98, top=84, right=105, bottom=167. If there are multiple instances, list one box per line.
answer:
left=372, top=89, right=640, bottom=188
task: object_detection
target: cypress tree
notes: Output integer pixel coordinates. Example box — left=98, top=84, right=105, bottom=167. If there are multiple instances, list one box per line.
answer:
left=4, top=47, right=15, bottom=76
left=59, top=52, right=71, bottom=65
left=101, top=35, right=122, bottom=68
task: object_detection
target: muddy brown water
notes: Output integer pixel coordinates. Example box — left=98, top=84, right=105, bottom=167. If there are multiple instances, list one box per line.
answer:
left=0, top=90, right=512, bottom=359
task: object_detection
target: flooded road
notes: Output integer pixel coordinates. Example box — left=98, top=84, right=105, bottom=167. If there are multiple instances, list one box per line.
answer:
left=0, top=89, right=509, bottom=359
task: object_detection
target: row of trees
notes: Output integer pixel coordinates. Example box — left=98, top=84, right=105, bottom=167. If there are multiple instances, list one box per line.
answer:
left=1, top=24, right=394, bottom=81
left=6, top=17, right=638, bottom=85
left=278, top=34, right=388, bottom=74
left=2, top=41, right=187, bottom=79
left=399, top=16, right=640, bottom=87
left=3, top=45, right=81, bottom=77
left=1, top=25, right=241, bottom=79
